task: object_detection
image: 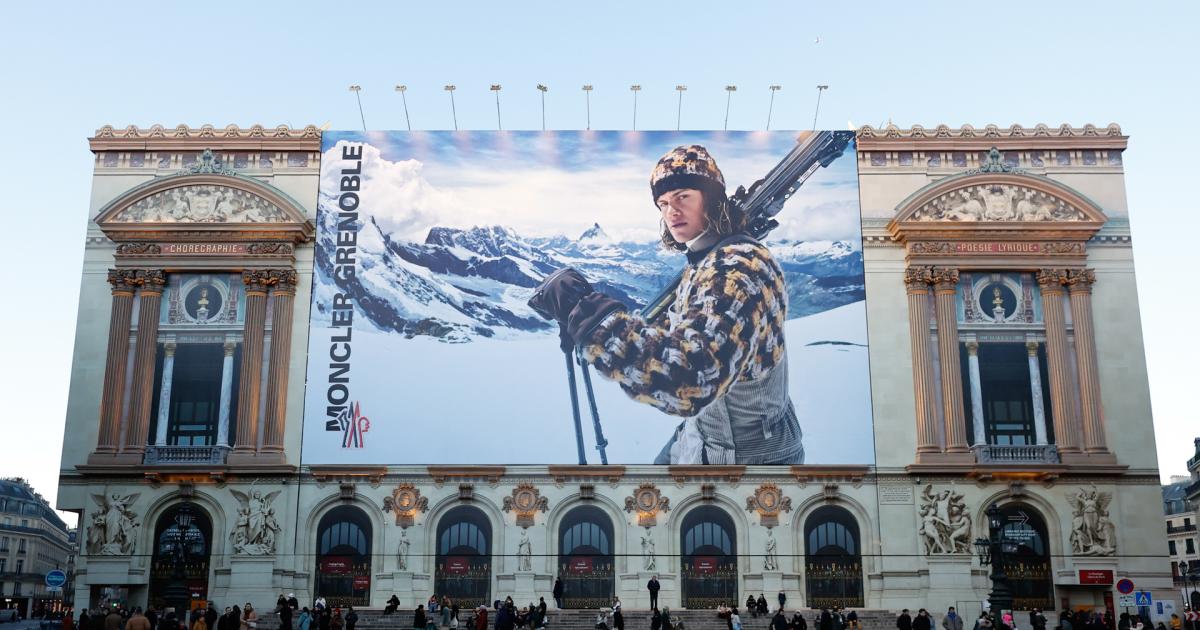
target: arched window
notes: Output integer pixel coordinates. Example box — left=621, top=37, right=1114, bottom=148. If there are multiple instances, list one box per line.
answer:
left=149, top=502, right=212, bottom=610
left=315, top=506, right=372, bottom=607
left=997, top=504, right=1053, bottom=610
left=804, top=506, right=863, bottom=608
left=436, top=506, right=492, bottom=608
left=680, top=506, right=738, bottom=609
left=558, top=506, right=614, bottom=608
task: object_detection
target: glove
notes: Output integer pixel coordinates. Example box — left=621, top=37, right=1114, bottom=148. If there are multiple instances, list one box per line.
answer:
left=528, top=268, right=594, bottom=324
left=566, top=292, right=626, bottom=345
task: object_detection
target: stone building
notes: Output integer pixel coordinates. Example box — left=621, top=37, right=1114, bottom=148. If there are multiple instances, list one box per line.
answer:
left=56, top=123, right=1171, bottom=616
left=1166, top=439, right=1200, bottom=607
left=0, top=478, right=74, bottom=616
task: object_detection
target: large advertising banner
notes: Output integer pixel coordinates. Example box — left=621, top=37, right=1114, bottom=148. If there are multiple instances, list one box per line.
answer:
left=303, top=131, right=873, bottom=465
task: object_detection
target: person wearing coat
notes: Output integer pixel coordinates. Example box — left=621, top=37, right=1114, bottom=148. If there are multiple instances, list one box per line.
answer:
left=651, top=610, right=662, bottom=630
left=898, top=611, right=914, bottom=630
left=298, top=610, right=311, bottom=630
left=345, top=608, right=358, bottom=630
left=791, top=611, right=808, bottom=630
left=914, top=610, right=933, bottom=630
left=330, top=610, right=344, bottom=630
left=475, top=608, right=488, bottom=630
left=414, top=608, right=427, bottom=630
left=773, top=611, right=790, bottom=630
left=279, top=604, right=293, bottom=630
left=943, top=608, right=964, bottom=630
left=552, top=579, right=564, bottom=609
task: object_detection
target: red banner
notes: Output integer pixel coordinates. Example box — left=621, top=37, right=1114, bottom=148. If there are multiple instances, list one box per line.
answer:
left=444, top=557, right=470, bottom=575
left=1079, top=569, right=1113, bottom=585
left=693, top=557, right=718, bottom=575
left=320, top=557, right=352, bottom=575
left=568, top=558, right=593, bottom=574
left=353, top=575, right=371, bottom=590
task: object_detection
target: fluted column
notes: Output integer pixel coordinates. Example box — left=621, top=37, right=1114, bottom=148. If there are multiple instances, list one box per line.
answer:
left=154, top=342, right=177, bottom=446
left=122, top=269, right=166, bottom=457
left=932, top=267, right=969, bottom=454
left=1036, top=269, right=1079, bottom=455
left=1067, top=269, right=1110, bottom=455
left=905, top=267, right=941, bottom=456
left=92, top=270, right=138, bottom=458
left=1026, top=341, right=1049, bottom=446
left=261, top=269, right=299, bottom=460
left=232, top=270, right=270, bottom=459
left=966, top=341, right=986, bottom=446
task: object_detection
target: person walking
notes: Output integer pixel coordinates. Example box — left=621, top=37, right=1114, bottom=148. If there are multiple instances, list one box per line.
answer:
left=773, top=610, right=789, bottom=630
left=647, top=576, right=661, bottom=610
left=280, top=604, right=293, bottom=630
left=126, top=610, right=151, bottom=630
left=330, top=610, right=344, bottom=630
left=899, top=610, right=914, bottom=630
left=731, top=610, right=743, bottom=630
left=914, top=610, right=932, bottom=630
left=345, top=608, right=358, bottom=630
left=553, top=578, right=564, bottom=609
left=298, top=609, right=311, bottom=630
left=943, top=608, right=964, bottom=630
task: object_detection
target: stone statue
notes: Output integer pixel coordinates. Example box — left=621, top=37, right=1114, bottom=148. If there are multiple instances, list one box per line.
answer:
left=641, top=528, right=657, bottom=571
left=918, top=485, right=973, bottom=554
left=88, top=493, right=141, bottom=555
left=763, top=529, right=779, bottom=571
left=397, top=530, right=411, bottom=571
left=229, top=488, right=282, bottom=555
left=1069, top=485, right=1115, bottom=556
left=517, top=531, right=533, bottom=572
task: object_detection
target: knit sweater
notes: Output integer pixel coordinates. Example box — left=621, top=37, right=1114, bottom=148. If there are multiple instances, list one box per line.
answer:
left=581, top=240, right=788, bottom=417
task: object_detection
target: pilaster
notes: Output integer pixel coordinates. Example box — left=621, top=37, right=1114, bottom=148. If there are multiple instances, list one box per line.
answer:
left=931, top=267, right=971, bottom=461
left=1067, top=268, right=1115, bottom=463
left=905, top=266, right=941, bottom=459
left=260, top=269, right=299, bottom=463
left=229, top=270, right=269, bottom=465
left=1037, top=268, right=1081, bottom=459
left=119, top=269, right=166, bottom=462
left=90, top=270, right=138, bottom=462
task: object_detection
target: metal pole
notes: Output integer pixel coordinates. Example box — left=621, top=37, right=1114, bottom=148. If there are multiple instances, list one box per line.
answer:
left=491, top=84, right=502, bottom=130
left=582, top=85, right=593, bottom=130
left=563, top=349, right=587, bottom=465
left=630, top=85, right=641, bottom=130
left=812, top=84, right=829, bottom=131
left=395, top=85, right=411, bottom=131
left=537, top=84, right=548, bottom=130
left=349, top=85, right=366, bottom=131
left=444, top=85, right=458, bottom=130
left=724, top=85, right=736, bottom=131
left=576, top=349, right=609, bottom=465
left=675, top=85, right=687, bottom=130
left=767, top=85, right=781, bottom=130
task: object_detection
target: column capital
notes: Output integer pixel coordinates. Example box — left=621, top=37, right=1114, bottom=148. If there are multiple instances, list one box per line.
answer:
left=966, top=340, right=979, bottom=355
left=930, top=267, right=960, bottom=290
left=1026, top=341, right=1040, bottom=357
left=904, top=266, right=934, bottom=293
left=134, top=269, right=167, bottom=295
left=1066, top=268, right=1096, bottom=293
left=223, top=341, right=237, bottom=357
left=106, top=269, right=140, bottom=294
left=164, top=342, right=177, bottom=357
left=266, top=268, right=300, bottom=295
left=1036, top=268, right=1069, bottom=291
left=243, top=269, right=271, bottom=294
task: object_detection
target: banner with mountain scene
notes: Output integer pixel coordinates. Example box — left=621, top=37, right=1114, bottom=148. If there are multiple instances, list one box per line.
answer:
left=302, top=131, right=874, bottom=465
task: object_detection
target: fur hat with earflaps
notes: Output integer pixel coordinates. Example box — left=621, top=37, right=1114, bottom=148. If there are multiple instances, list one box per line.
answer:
left=650, top=145, right=726, bottom=204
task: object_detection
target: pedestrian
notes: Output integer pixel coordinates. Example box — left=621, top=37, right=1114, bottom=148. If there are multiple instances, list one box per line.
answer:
left=475, top=606, right=488, bottom=630
left=280, top=603, right=293, bottom=630
left=944, top=608, right=964, bottom=630
left=298, top=609, right=311, bottom=630
left=847, top=610, right=859, bottom=630
left=107, top=608, right=124, bottom=630
left=192, top=612, right=208, bottom=630
left=773, top=610, right=789, bottom=630
left=243, top=605, right=258, bottom=630
left=148, top=610, right=159, bottom=630
left=899, top=610, right=913, bottom=630
left=914, top=610, right=932, bottom=630
left=820, top=610, right=834, bottom=630
left=779, top=593, right=787, bottom=613
left=647, top=576, right=661, bottom=610
left=386, top=597, right=400, bottom=616
left=345, top=607, right=358, bottom=630
left=127, top=609, right=151, bottom=630
left=731, top=610, right=742, bottom=630
left=662, top=608, right=673, bottom=630
left=758, top=596, right=769, bottom=618
left=976, top=613, right=992, bottom=630
left=615, top=607, right=625, bottom=630
left=318, top=607, right=331, bottom=630
left=553, top=578, right=564, bottom=609
left=330, top=610, right=344, bottom=630
left=206, top=605, right=217, bottom=630
left=528, top=143, right=804, bottom=466
left=442, top=601, right=452, bottom=630
left=80, top=609, right=91, bottom=630
left=229, top=607, right=242, bottom=630
left=748, top=598, right=759, bottom=620
left=792, top=611, right=808, bottom=630
left=288, top=596, right=299, bottom=612
left=277, top=596, right=287, bottom=613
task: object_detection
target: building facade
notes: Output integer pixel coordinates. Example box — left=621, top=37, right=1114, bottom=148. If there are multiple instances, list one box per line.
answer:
left=1166, top=439, right=1200, bottom=608
left=56, top=123, right=1171, bottom=617
left=1, top=478, right=74, bottom=616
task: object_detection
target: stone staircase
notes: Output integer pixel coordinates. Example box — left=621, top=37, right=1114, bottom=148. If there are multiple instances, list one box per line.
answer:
left=256, top=609, right=903, bottom=630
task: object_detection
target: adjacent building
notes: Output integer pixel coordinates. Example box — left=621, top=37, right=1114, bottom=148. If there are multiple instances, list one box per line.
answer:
left=55, top=123, right=1169, bottom=618
left=1166, top=439, right=1200, bottom=608
left=0, top=478, right=74, bottom=617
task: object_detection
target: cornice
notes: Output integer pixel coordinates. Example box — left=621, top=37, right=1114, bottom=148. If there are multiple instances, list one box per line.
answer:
left=90, top=124, right=322, bottom=152
left=857, top=123, right=1127, bottom=151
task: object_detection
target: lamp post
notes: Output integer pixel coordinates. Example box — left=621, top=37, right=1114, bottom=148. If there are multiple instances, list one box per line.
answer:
left=766, top=85, right=781, bottom=130
left=974, top=503, right=1014, bottom=617
left=630, top=85, right=641, bottom=130
left=444, top=85, right=458, bottom=130
left=348, top=85, right=366, bottom=131
left=394, top=85, right=411, bottom=131
left=537, top=84, right=548, bottom=130
left=582, top=85, right=593, bottom=130
left=723, top=85, right=737, bottom=131
left=675, top=85, right=687, bottom=130
left=163, top=505, right=195, bottom=616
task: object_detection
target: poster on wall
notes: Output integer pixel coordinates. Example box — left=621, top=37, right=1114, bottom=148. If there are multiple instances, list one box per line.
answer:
left=302, top=130, right=873, bottom=465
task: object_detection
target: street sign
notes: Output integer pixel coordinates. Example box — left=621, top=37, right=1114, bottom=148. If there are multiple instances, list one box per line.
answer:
left=1116, top=578, right=1135, bottom=594
left=1134, top=591, right=1152, bottom=607
left=1118, top=595, right=1135, bottom=608
left=45, top=569, right=66, bottom=588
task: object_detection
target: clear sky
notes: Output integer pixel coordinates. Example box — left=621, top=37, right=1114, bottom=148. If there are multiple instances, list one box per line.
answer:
left=2, top=1, right=1197, bottom=525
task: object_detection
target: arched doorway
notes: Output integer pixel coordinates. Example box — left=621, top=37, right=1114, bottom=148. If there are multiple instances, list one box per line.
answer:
left=315, top=506, right=372, bottom=607
left=149, top=502, right=212, bottom=611
left=436, top=506, right=492, bottom=608
left=680, top=506, right=738, bottom=609
left=804, top=506, right=863, bottom=608
left=997, top=504, right=1053, bottom=610
left=557, top=506, right=615, bottom=608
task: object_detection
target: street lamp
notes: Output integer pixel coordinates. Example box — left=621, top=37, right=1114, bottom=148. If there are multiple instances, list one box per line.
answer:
left=582, top=85, right=593, bottom=130
left=975, top=503, right=1014, bottom=616
left=163, top=505, right=195, bottom=616
left=630, top=85, right=641, bottom=130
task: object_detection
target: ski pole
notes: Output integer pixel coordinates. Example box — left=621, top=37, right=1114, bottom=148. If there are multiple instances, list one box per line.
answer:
left=576, top=348, right=610, bottom=465
left=563, top=348, right=588, bottom=465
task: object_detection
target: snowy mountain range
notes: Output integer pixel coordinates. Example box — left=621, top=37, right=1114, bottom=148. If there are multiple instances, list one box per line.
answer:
left=313, top=210, right=865, bottom=343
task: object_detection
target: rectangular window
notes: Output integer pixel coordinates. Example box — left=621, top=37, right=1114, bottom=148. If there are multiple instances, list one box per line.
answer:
left=150, top=342, right=241, bottom=447
left=1170, top=540, right=1178, bottom=555
left=0, top=558, right=5, bottom=572
left=1189, top=539, right=1196, bottom=554
left=0, top=536, right=7, bottom=551
left=1186, top=518, right=1192, bottom=527
left=15, top=558, right=23, bottom=573
left=979, top=343, right=1037, bottom=445
left=17, top=539, right=25, bottom=553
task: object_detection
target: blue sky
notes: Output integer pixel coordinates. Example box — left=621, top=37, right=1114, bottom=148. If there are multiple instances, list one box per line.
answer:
left=2, top=1, right=1198, bottom=522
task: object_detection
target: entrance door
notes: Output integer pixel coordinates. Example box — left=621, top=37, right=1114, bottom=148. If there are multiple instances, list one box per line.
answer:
left=998, top=505, right=1053, bottom=610
left=435, top=506, right=492, bottom=608
left=558, top=506, right=615, bottom=608
left=804, top=506, right=864, bottom=608
left=680, top=507, right=738, bottom=609
left=315, top=506, right=372, bottom=607
left=149, top=503, right=212, bottom=611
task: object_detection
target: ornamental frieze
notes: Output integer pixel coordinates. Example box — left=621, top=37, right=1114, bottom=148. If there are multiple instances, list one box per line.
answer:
left=624, top=482, right=671, bottom=527
left=909, top=184, right=1087, bottom=223
left=503, top=482, right=548, bottom=528
left=908, top=241, right=1086, bottom=256
left=382, top=483, right=428, bottom=528
left=745, top=483, right=792, bottom=528
left=111, top=184, right=288, bottom=223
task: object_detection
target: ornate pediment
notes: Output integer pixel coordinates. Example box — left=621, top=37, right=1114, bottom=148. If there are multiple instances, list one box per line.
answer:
left=908, top=183, right=1088, bottom=223
left=109, top=184, right=290, bottom=224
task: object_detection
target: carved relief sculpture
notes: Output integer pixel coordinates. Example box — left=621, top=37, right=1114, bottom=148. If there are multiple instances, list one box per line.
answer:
left=88, top=493, right=141, bottom=555
left=1068, top=485, right=1116, bottom=556
left=625, top=483, right=671, bottom=527
left=383, top=483, right=429, bottom=528
left=229, top=489, right=283, bottom=555
left=746, top=483, right=793, bottom=528
left=503, top=482, right=549, bottom=528
left=111, top=185, right=289, bottom=223
left=909, top=184, right=1087, bottom=223
left=917, top=485, right=973, bottom=554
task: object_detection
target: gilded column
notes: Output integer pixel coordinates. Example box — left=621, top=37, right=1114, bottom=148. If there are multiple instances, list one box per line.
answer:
left=1026, top=341, right=1049, bottom=446
left=232, top=270, right=269, bottom=459
left=92, top=270, right=138, bottom=457
left=932, top=267, right=969, bottom=454
left=260, top=269, right=299, bottom=459
left=122, top=269, right=166, bottom=457
left=1036, top=268, right=1079, bottom=455
left=966, top=341, right=986, bottom=446
left=905, top=267, right=940, bottom=456
left=1067, top=269, right=1110, bottom=455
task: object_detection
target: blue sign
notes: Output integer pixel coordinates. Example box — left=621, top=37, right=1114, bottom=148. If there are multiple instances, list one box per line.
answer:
left=45, top=569, right=66, bottom=588
left=1134, top=591, right=1153, bottom=607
